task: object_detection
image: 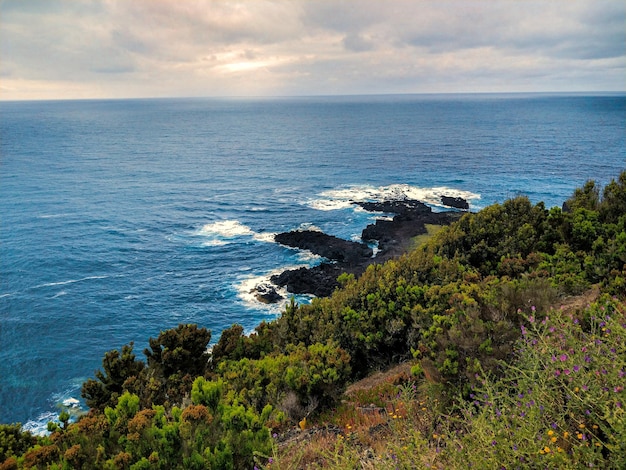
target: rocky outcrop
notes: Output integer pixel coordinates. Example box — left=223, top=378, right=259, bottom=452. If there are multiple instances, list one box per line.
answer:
left=264, top=198, right=468, bottom=301
left=358, top=200, right=463, bottom=258
left=254, top=283, right=284, bottom=304
left=271, top=264, right=346, bottom=298
left=274, top=230, right=372, bottom=265
left=441, top=196, right=469, bottom=210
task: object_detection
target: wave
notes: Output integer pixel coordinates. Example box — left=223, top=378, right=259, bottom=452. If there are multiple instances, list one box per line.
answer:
left=235, top=267, right=314, bottom=314
left=31, top=275, right=110, bottom=290
left=307, top=183, right=481, bottom=211
left=194, top=220, right=276, bottom=246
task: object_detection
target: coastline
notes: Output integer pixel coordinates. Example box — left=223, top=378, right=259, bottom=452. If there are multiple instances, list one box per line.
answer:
left=254, top=198, right=467, bottom=302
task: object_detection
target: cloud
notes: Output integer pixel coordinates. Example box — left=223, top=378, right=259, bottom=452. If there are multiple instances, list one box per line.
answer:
left=0, top=0, right=624, bottom=100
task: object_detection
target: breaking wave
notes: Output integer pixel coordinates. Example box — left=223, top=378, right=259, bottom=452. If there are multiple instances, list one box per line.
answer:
left=307, top=183, right=480, bottom=211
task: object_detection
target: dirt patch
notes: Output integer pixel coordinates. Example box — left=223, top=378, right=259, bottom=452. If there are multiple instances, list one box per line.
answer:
left=345, top=362, right=414, bottom=397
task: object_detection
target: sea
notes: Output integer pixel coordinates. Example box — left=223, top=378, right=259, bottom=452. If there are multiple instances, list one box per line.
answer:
left=1, top=93, right=625, bottom=433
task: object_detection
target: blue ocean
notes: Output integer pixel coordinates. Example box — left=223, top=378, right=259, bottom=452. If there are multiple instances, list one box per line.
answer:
left=1, top=94, right=624, bottom=432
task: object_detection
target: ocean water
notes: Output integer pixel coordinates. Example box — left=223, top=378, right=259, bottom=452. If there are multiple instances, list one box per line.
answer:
left=1, top=94, right=624, bottom=431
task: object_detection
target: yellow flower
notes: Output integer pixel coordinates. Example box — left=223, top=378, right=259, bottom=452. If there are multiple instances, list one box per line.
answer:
left=592, top=425, right=598, bottom=429
left=574, top=387, right=580, bottom=392
left=557, top=447, right=563, bottom=453
left=547, top=430, right=554, bottom=436
left=433, top=433, right=439, bottom=439
left=579, top=423, right=585, bottom=429
left=544, top=446, right=551, bottom=453
left=551, top=437, right=557, bottom=443
left=577, top=433, right=584, bottom=440
left=563, top=431, right=569, bottom=439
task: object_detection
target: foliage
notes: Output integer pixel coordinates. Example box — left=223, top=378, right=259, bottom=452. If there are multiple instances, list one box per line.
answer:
left=81, top=342, right=145, bottom=411
left=438, top=297, right=626, bottom=469
left=4, top=171, right=626, bottom=469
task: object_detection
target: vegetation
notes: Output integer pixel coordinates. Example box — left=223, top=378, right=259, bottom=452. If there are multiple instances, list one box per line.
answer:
left=1, top=171, right=625, bottom=469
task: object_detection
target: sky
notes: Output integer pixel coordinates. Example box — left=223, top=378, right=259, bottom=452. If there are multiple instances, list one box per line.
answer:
left=1, top=0, right=624, bottom=100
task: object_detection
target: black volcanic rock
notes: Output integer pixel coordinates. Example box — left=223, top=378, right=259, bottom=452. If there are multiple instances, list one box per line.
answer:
left=441, top=196, right=469, bottom=210
left=356, top=200, right=431, bottom=218
left=261, top=199, right=467, bottom=302
left=254, top=283, right=284, bottom=304
left=274, top=230, right=372, bottom=265
left=271, top=264, right=345, bottom=297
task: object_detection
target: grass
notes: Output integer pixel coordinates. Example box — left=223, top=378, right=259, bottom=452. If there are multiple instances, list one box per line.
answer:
left=409, top=224, right=445, bottom=250
left=262, top=294, right=625, bottom=469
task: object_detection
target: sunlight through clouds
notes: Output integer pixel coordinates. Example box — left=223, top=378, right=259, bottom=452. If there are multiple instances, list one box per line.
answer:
left=0, top=0, right=624, bottom=100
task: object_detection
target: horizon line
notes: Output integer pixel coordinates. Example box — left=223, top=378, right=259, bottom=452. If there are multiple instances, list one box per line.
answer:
left=1, top=90, right=625, bottom=103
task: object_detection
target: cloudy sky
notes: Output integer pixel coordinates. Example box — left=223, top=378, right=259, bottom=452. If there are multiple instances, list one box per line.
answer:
left=1, top=0, right=624, bottom=100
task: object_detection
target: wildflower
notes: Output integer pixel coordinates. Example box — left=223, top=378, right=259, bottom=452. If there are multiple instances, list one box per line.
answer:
left=554, top=369, right=561, bottom=377
left=615, top=386, right=623, bottom=393
left=563, top=432, right=569, bottom=438
left=492, top=440, right=497, bottom=446
left=574, top=387, right=580, bottom=392
left=573, top=365, right=580, bottom=372
left=544, top=446, right=551, bottom=453
left=548, top=430, right=554, bottom=436
left=551, top=437, right=557, bottom=443
left=579, top=423, right=585, bottom=429
left=559, top=354, right=568, bottom=362
left=564, top=369, right=571, bottom=375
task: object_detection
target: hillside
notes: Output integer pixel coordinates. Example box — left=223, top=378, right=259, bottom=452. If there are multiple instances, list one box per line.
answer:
left=1, top=171, right=625, bottom=469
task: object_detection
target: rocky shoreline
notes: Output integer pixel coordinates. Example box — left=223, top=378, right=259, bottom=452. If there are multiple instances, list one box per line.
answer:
left=253, top=197, right=468, bottom=303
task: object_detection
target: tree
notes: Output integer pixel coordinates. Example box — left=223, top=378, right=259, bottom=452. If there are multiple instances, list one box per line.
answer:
left=144, top=324, right=212, bottom=378
left=81, top=343, right=145, bottom=411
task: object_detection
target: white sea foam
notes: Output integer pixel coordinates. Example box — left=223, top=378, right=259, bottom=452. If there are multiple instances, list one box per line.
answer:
left=235, top=267, right=314, bottom=313
left=307, top=184, right=480, bottom=211
left=23, top=412, right=58, bottom=436
left=32, top=275, right=109, bottom=290
left=197, top=220, right=255, bottom=238
left=297, top=222, right=323, bottom=232
left=194, top=220, right=276, bottom=245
